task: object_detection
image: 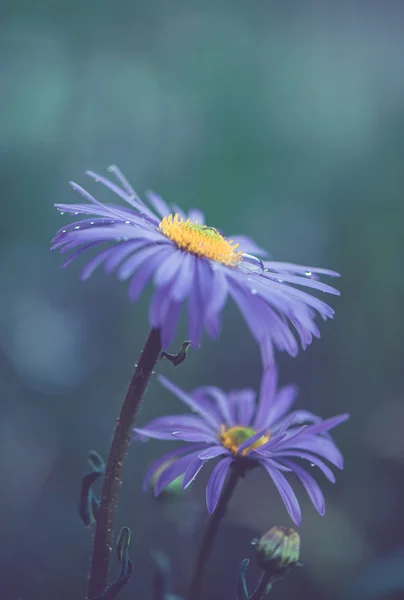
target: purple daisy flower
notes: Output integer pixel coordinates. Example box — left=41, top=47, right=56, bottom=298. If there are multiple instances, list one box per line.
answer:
left=51, top=165, right=340, bottom=365
left=134, top=368, right=349, bottom=525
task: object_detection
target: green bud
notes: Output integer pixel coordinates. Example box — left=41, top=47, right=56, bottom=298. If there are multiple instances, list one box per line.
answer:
left=151, top=460, right=185, bottom=496
left=255, top=526, right=300, bottom=578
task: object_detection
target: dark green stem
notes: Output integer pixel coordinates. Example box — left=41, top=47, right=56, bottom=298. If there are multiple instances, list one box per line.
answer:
left=87, top=328, right=162, bottom=599
left=249, top=572, right=272, bottom=600
left=188, top=467, right=240, bottom=600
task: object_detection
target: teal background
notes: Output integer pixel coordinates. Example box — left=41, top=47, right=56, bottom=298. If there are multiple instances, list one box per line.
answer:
left=1, top=1, right=404, bottom=599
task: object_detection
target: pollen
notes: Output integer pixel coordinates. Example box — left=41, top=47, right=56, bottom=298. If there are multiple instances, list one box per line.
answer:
left=158, top=214, right=242, bottom=266
left=219, top=425, right=270, bottom=456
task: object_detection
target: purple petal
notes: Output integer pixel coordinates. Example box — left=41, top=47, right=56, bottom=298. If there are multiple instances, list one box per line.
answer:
left=262, top=270, right=340, bottom=296
left=253, top=432, right=287, bottom=454
left=187, top=264, right=204, bottom=346
left=129, top=251, right=164, bottom=301
left=265, top=385, right=299, bottom=428
left=281, top=437, right=344, bottom=469
left=260, top=460, right=302, bottom=526
left=160, top=297, right=183, bottom=349
left=133, top=414, right=214, bottom=439
left=141, top=444, right=206, bottom=492
left=182, top=459, right=205, bottom=489
left=277, top=410, right=322, bottom=429
left=237, top=428, right=269, bottom=455
left=78, top=248, right=113, bottom=280
left=229, top=389, right=256, bottom=427
left=204, top=268, right=229, bottom=339
left=153, top=250, right=183, bottom=288
left=303, top=414, right=350, bottom=437
left=275, top=451, right=336, bottom=483
left=171, top=204, right=187, bottom=220
left=86, top=170, right=158, bottom=222
left=205, top=457, right=234, bottom=513
left=170, top=253, right=197, bottom=301
left=154, top=449, right=205, bottom=496
left=198, top=446, right=229, bottom=460
left=230, top=235, right=269, bottom=257
left=172, top=431, right=216, bottom=443
left=253, top=366, right=278, bottom=429
left=145, top=190, right=171, bottom=218
left=107, top=165, right=140, bottom=199
left=263, top=261, right=340, bottom=278
left=158, top=375, right=221, bottom=429
left=188, top=209, right=205, bottom=224
left=196, top=386, right=233, bottom=427
left=104, top=240, right=149, bottom=274
left=196, top=259, right=214, bottom=333
left=118, top=245, right=168, bottom=281
left=189, top=390, right=223, bottom=428
left=149, top=285, right=171, bottom=328
left=282, top=460, right=325, bottom=516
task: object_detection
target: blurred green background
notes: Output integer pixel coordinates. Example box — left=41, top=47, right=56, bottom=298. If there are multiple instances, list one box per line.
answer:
left=1, top=1, right=404, bottom=599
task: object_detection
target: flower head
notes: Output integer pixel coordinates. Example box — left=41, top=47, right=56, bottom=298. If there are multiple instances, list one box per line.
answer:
left=255, top=526, right=300, bottom=577
left=134, top=368, right=349, bottom=525
left=51, top=166, right=340, bottom=364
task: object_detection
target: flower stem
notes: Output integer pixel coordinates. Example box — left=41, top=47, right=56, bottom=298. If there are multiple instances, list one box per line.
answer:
left=87, top=328, right=162, bottom=599
left=249, top=572, right=272, bottom=600
left=188, top=467, right=240, bottom=600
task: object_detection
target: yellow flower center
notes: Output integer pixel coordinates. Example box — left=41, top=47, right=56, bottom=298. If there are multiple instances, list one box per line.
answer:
left=219, top=425, right=270, bottom=456
left=158, top=214, right=242, bottom=266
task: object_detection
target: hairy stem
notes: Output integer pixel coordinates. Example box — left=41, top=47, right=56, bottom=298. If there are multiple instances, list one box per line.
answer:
left=188, top=467, right=240, bottom=600
left=87, top=328, right=162, bottom=599
left=249, top=572, right=272, bottom=600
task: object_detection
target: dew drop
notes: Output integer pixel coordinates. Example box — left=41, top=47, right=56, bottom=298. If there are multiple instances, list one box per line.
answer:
left=250, top=288, right=257, bottom=295
left=305, top=271, right=312, bottom=277
left=59, top=211, right=65, bottom=215
left=74, top=212, right=79, bottom=215
left=74, top=226, right=80, bottom=229
left=90, top=221, right=95, bottom=225
left=125, top=220, right=131, bottom=224
left=62, top=229, right=67, bottom=233
left=310, top=463, right=315, bottom=468
left=238, top=253, right=264, bottom=275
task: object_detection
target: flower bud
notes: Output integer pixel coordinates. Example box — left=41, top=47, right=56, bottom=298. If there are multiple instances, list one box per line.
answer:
left=255, top=526, right=300, bottom=577
left=151, top=460, right=184, bottom=496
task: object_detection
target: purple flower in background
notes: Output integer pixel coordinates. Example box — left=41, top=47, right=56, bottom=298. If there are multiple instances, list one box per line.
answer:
left=135, top=368, right=349, bottom=525
left=51, top=166, right=340, bottom=364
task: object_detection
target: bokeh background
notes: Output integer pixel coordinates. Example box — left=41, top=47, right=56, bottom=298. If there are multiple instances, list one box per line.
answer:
left=1, top=1, right=404, bottom=599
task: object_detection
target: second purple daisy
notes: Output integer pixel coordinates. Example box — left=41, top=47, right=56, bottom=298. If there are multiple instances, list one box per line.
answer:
left=135, top=367, right=349, bottom=526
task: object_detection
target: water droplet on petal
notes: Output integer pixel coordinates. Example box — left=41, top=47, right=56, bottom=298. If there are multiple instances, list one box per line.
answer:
left=250, top=288, right=257, bottom=295
left=74, top=212, right=79, bottom=215
left=62, top=229, right=67, bottom=233
left=310, top=463, right=315, bottom=468
left=238, top=253, right=264, bottom=275
left=125, top=220, right=131, bottom=224
left=75, top=226, right=80, bottom=229
left=59, top=211, right=65, bottom=215
left=305, top=271, right=312, bottom=277
left=90, top=221, right=95, bottom=225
